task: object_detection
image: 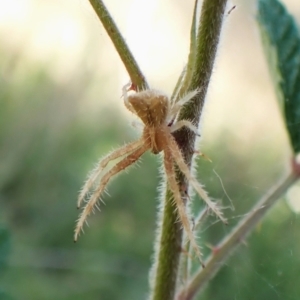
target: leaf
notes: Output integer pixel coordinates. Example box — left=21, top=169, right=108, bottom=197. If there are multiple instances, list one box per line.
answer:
left=257, top=0, right=300, bottom=153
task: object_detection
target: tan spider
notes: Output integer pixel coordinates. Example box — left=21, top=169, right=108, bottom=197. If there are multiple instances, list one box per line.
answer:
left=75, top=83, right=226, bottom=259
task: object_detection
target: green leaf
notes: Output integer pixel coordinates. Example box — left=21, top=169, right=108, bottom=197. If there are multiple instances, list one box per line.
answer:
left=257, top=0, right=300, bottom=153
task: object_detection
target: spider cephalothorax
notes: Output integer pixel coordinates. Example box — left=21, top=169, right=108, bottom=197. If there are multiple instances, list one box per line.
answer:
left=75, top=84, right=226, bottom=259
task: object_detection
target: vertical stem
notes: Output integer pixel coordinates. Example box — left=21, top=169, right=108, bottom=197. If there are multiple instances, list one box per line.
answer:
left=178, top=0, right=228, bottom=128
left=174, top=0, right=199, bottom=101
left=150, top=1, right=228, bottom=300
left=149, top=188, right=184, bottom=300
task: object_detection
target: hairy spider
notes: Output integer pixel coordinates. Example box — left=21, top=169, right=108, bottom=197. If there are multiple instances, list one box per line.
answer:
left=75, top=83, right=226, bottom=259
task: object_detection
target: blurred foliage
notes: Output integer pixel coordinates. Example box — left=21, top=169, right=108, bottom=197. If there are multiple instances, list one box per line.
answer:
left=0, top=226, right=10, bottom=272
left=0, top=226, right=11, bottom=299
left=0, top=33, right=299, bottom=300
left=258, top=0, right=300, bottom=153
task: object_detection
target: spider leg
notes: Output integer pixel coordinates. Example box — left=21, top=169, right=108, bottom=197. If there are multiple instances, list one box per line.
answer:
left=74, top=143, right=149, bottom=242
left=122, top=83, right=136, bottom=114
left=166, top=132, right=227, bottom=224
left=77, top=139, right=144, bottom=208
left=164, top=147, right=203, bottom=263
left=170, top=120, right=200, bottom=136
left=167, top=89, right=200, bottom=121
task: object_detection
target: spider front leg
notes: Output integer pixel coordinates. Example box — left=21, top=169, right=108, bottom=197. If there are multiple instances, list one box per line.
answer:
left=75, top=144, right=149, bottom=242
left=168, top=89, right=200, bottom=121
left=164, top=147, right=203, bottom=264
left=166, top=132, right=227, bottom=224
left=78, top=139, right=144, bottom=208
left=122, top=82, right=136, bottom=114
left=170, top=120, right=200, bottom=136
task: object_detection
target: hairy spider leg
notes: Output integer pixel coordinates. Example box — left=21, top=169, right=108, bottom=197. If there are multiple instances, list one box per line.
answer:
left=122, top=83, right=137, bottom=114
left=164, top=147, right=203, bottom=264
left=77, top=139, right=144, bottom=208
left=168, top=89, right=200, bottom=122
left=166, top=132, right=227, bottom=224
left=75, top=144, right=149, bottom=241
left=170, top=120, right=200, bottom=136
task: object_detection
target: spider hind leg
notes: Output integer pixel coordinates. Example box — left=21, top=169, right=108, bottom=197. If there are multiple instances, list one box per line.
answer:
left=75, top=144, right=149, bottom=242
left=166, top=132, right=227, bottom=224
left=164, top=147, right=204, bottom=263
left=77, top=139, right=144, bottom=208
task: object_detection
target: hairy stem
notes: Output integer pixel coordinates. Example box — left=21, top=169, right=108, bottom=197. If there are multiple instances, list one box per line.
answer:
left=177, top=170, right=298, bottom=300
left=174, top=0, right=199, bottom=102
left=150, top=1, right=228, bottom=300
left=179, top=0, right=228, bottom=126
left=88, top=0, right=148, bottom=90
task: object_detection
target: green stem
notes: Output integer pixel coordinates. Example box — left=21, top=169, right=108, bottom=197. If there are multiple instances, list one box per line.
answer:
left=178, top=0, right=228, bottom=126
left=88, top=0, right=148, bottom=91
left=171, top=66, right=187, bottom=102
left=174, top=0, right=199, bottom=102
left=150, top=1, right=228, bottom=300
left=177, top=170, right=298, bottom=300
left=149, top=188, right=184, bottom=300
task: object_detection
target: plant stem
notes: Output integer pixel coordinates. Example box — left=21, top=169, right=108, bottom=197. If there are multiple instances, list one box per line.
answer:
left=177, top=170, right=298, bottom=300
left=173, top=0, right=199, bottom=102
left=150, top=1, right=228, bottom=300
left=88, top=0, right=148, bottom=91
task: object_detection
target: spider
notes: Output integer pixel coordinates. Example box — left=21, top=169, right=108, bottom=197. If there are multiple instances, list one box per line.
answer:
left=74, top=83, right=226, bottom=259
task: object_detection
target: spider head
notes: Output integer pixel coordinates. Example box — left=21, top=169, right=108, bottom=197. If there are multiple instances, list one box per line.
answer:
left=127, top=90, right=169, bottom=126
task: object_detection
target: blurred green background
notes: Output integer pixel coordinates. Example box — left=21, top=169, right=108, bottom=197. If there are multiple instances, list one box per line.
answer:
left=1, top=0, right=300, bottom=299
